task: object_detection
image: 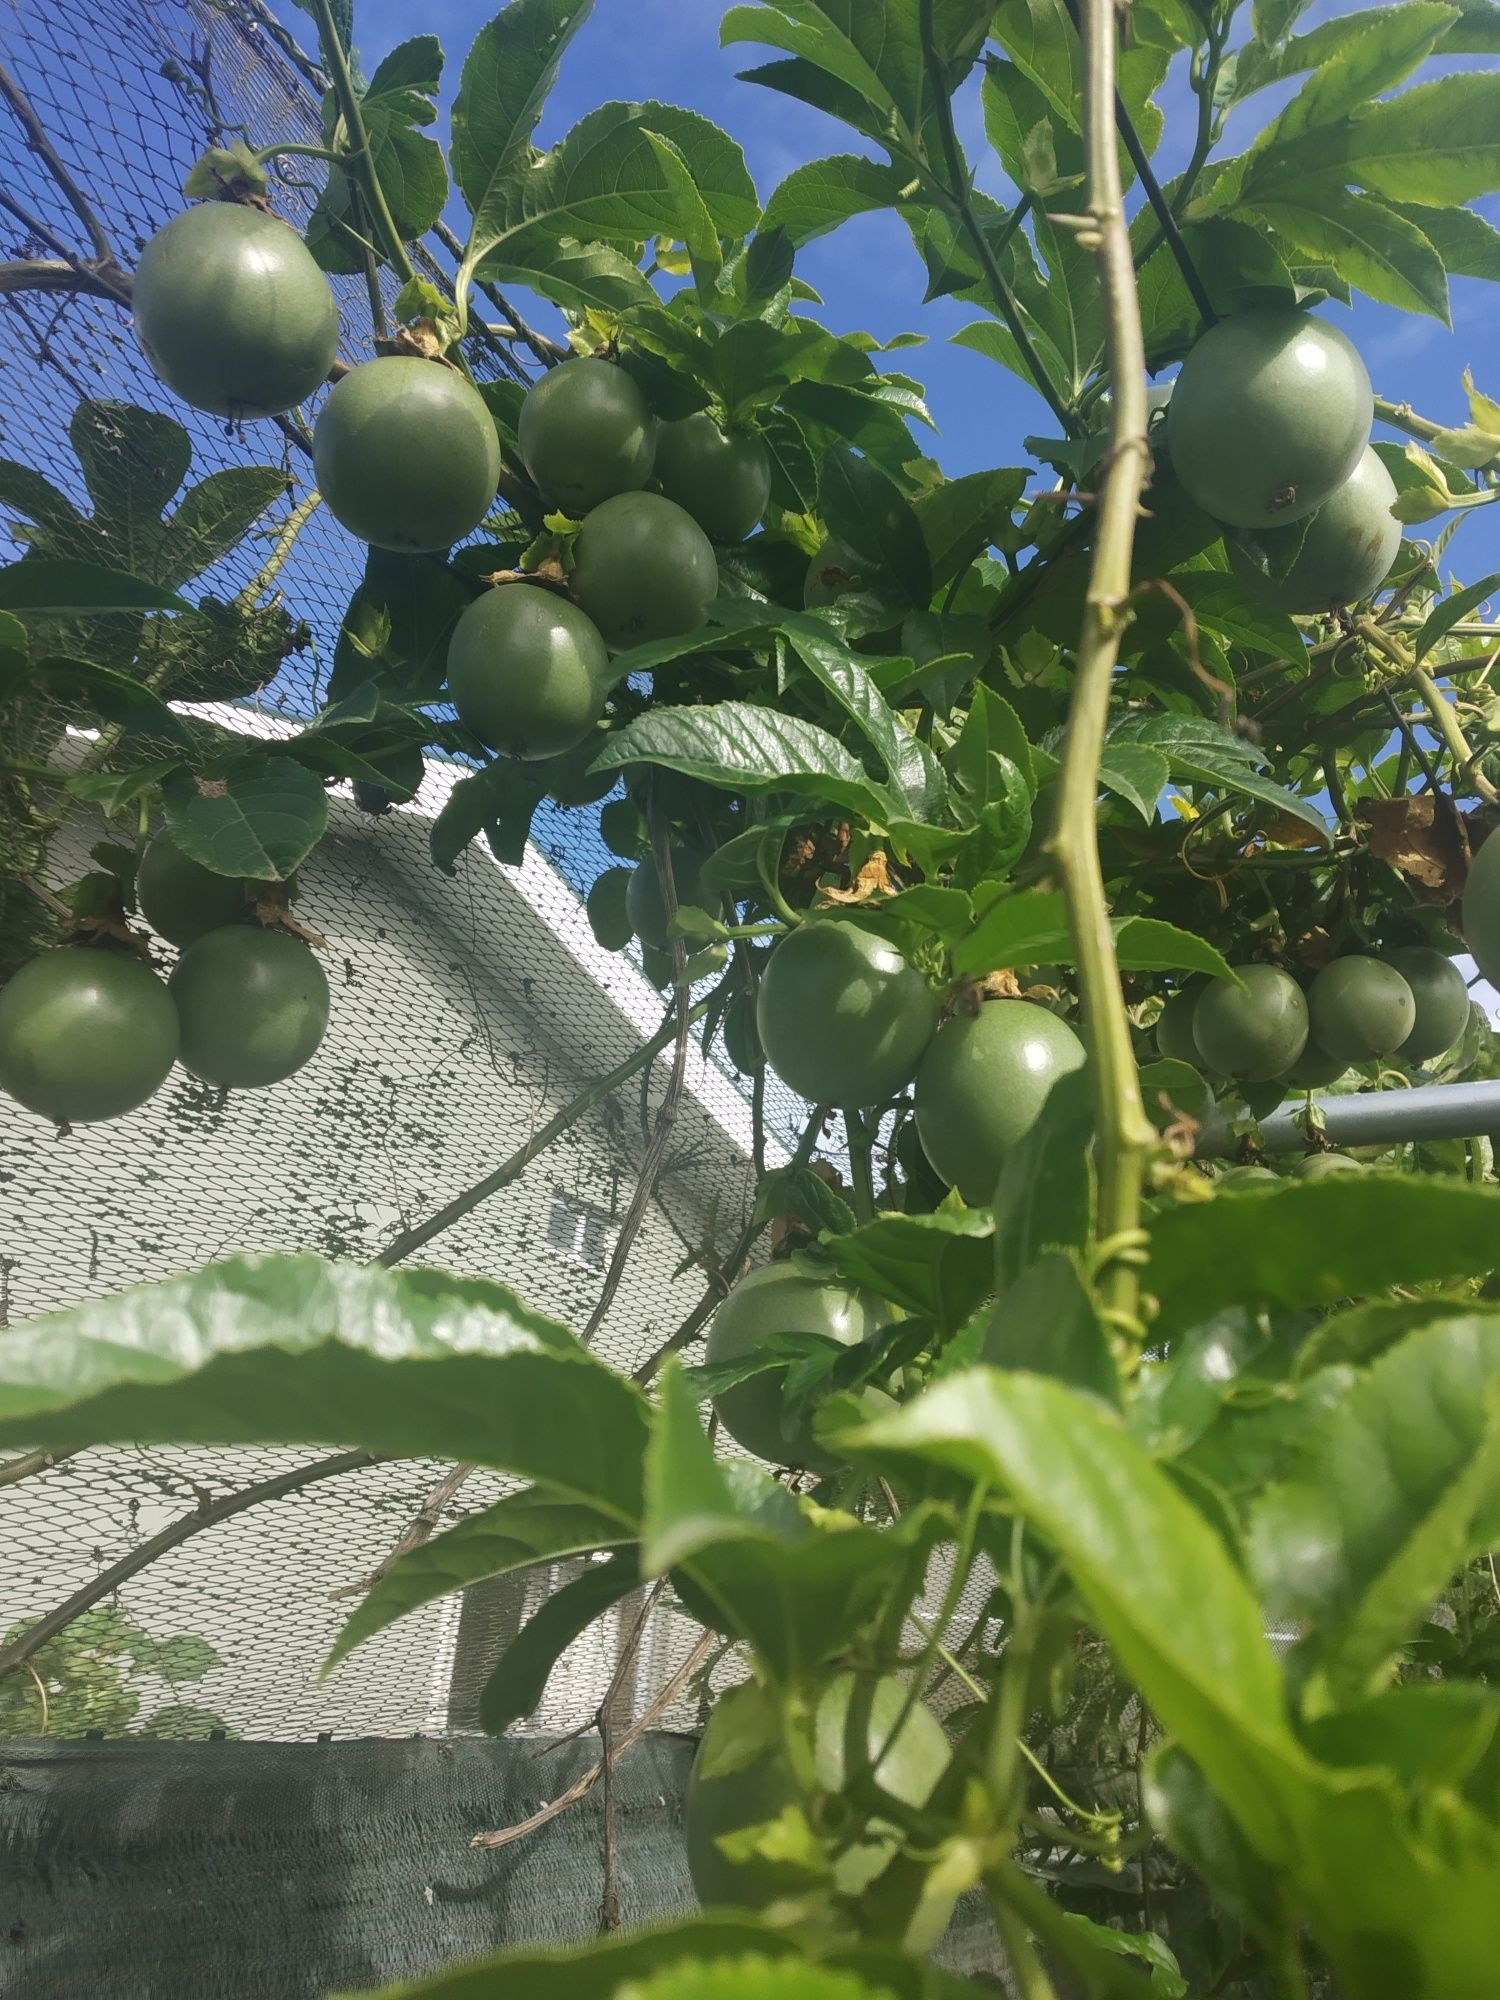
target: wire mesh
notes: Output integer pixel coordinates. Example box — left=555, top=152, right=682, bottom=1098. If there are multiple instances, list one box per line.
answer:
left=0, top=0, right=998, bottom=1750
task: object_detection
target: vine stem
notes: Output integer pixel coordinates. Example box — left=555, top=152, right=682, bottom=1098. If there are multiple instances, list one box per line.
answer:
left=233, top=489, right=323, bottom=611
left=0, top=60, right=116, bottom=267
left=307, top=0, right=416, bottom=287
left=1358, top=616, right=1500, bottom=805
left=1047, top=0, right=1158, bottom=1351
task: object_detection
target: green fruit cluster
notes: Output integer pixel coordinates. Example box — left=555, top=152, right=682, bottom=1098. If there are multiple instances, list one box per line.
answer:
left=1162, top=944, right=1468, bottom=1091
left=0, top=833, right=329, bottom=1128
left=1167, top=307, right=1399, bottom=615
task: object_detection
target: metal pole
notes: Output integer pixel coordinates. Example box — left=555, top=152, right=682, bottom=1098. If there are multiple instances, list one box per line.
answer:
left=1196, top=1078, right=1500, bottom=1157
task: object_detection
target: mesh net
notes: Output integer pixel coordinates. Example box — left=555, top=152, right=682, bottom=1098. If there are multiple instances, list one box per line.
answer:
left=0, top=0, right=992, bottom=1752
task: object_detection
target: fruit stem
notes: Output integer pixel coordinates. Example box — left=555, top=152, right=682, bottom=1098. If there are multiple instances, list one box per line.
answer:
left=1357, top=616, right=1500, bottom=805
left=1047, top=0, right=1159, bottom=1359
left=307, top=0, right=417, bottom=287
left=918, top=0, right=1078, bottom=439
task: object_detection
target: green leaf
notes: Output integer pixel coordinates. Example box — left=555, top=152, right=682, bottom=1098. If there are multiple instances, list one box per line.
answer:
left=1385, top=199, right=1500, bottom=281
left=0, top=1254, right=650, bottom=1521
left=451, top=0, right=597, bottom=268
left=590, top=702, right=895, bottom=826
left=780, top=617, right=941, bottom=815
left=18, top=655, right=192, bottom=741
left=984, top=1252, right=1119, bottom=1407
left=1249, top=1313, right=1500, bottom=1700
left=819, top=1208, right=995, bottom=1332
left=761, top=155, right=905, bottom=246
left=157, top=469, right=289, bottom=590
left=307, top=38, right=447, bottom=273
left=1245, top=187, right=1449, bottom=322
left=1263, top=2, right=1456, bottom=147
left=326, top=1490, right=633, bottom=1673
left=430, top=757, right=548, bottom=875
left=1110, top=713, right=1328, bottom=836
left=486, top=233, right=657, bottom=315
left=1158, top=568, right=1308, bottom=665
left=852, top=1371, right=1307, bottom=1860
left=1415, top=570, right=1500, bottom=662
left=993, top=1067, right=1095, bottom=1293
left=1144, top=1745, right=1288, bottom=1947
left=1332, top=72, right=1500, bottom=206
left=479, top=1550, right=641, bottom=1734
left=1097, top=744, right=1168, bottom=822
left=722, top=0, right=991, bottom=136
left=1111, top=917, right=1237, bottom=981
left=67, top=760, right=181, bottom=815
left=0, top=559, right=193, bottom=616
left=644, top=1363, right=916, bottom=1680
left=162, top=751, right=328, bottom=882
left=953, top=888, right=1073, bottom=978
left=1058, top=1912, right=1186, bottom=1998
left=1305, top=1681, right=1500, bottom=1792
left=753, top=1164, right=858, bottom=1238
left=912, top=469, right=1027, bottom=590
left=819, top=446, right=932, bottom=611
left=331, top=549, right=472, bottom=703
left=1148, top=1176, right=1500, bottom=1336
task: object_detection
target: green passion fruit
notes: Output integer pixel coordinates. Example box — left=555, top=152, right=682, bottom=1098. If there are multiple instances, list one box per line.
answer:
left=1167, top=307, right=1372, bottom=529
left=1385, top=945, right=1470, bottom=1062
left=1218, top=1164, right=1280, bottom=1188
left=704, top=1255, right=888, bottom=1471
left=1283, top=1037, right=1349, bottom=1090
left=133, top=203, right=339, bottom=419
left=1192, top=964, right=1309, bottom=1081
left=653, top=413, right=772, bottom=543
left=1154, top=983, right=1205, bottom=1065
left=516, top=358, right=656, bottom=516
left=1292, top=1151, right=1364, bottom=1179
left=756, top=920, right=941, bottom=1108
left=313, top=357, right=500, bottom=553
left=1463, top=832, right=1500, bottom=988
left=914, top=999, right=1086, bottom=1204
left=625, top=847, right=709, bottom=948
left=1229, top=447, right=1400, bottom=615
left=686, top=1672, right=950, bottom=1928
left=136, top=831, right=248, bottom=948
left=569, top=491, right=719, bottom=650
left=169, top=926, right=329, bottom=1088
left=446, top=583, right=609, bottom=760
left=0, top=948, right=179, bottom=1124
left=585, top=867, right=633, bottom=952
left=1307, top=955, right=1416, bottom=1064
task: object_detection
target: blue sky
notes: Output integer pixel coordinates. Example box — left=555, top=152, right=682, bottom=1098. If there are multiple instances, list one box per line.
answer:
left=316, top=0, right=1500, bottom=582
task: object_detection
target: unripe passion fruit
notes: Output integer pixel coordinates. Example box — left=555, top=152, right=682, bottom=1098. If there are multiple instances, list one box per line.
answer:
left=516, top=358, right=656, bottom=515
left=1292, top=1151, right=1364, bottom=1179
left=1154, top=984, right=1204, bottom=1065
left=0, top=948, right=179, bottom=1124
left=569, top=491, right=718, bottom=649
left=1218, top=1164, right=1280, bottom=1187
left=625, top=847, right=709, bottom=948
left=914, top=999, right=1086, bottom=1203
left=1306, top=955, right=1415, bottom=1063
left=653, top=413, right=772, bottom=542
left=1228, top=447, right=1400, bottom=614
left=704, top=1256, right=889, bottom=1471
left=446, top=583, right=609, bottom=760
left=1385, top=945, right=1470, bottom=1062
left=170, top=926, right=329, bottom=1088
left=1192, top=965, right=1309, bottom=1080
left=585, top=867, right=633, bottom=952
left=1464, top=833, right=1500, bottom=988
left=687, top=1672, right=949, bottom=1930
left=313, top=357, right=501, bottom=553
left=756, top=921, right=941, bottom=1108
left=1283, top=1037, right=1348, bottom=1089
left=136, top=831, right=248, bottom=947
left=133, top=203, right=339, bottom=419
left=1167, top=307, right=1372, bottom=528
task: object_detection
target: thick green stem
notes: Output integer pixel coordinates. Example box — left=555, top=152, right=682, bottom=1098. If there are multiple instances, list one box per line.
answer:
left=1047, top=0, right=1157, bottom=1351
left=308, top=0, right=416, bottom=286
left=233, top=490, right=323, bottom=611
left=1375, top=393, right=1500, bottom=471
left=1358, top=616, right=1500, bottom=805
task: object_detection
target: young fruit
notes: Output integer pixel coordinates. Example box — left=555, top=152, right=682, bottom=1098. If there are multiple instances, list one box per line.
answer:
left=1228, top=447, right=1400, bottom=614
left=756, top=921, right=941, bottom=1108
left=135, top=831, right=248, bottom=947
left=1385, top=945, right=1470, bottom=1062
left=516, top=358, right=656, bottom=515
left=1218, top=1164, right=1280, bottom=1187
left=1154, top=984, right=1204, bottom=1065
left=804, top=537, right=868, bottom=607
left=687, top=1672, right=949, bottom=1933
left=704, top=1255, right=888, bottom=1470
left=313, top=357, right=501, bottom=553
left=914, top=999, right=1086, bottom=1203
left=569, top=492, right=719, bottom=649
left=1292, top=1151, right=1363, bottom=1178
left=132, top=203, right=339, bottom=419
left=1167, top=307, right=1372, bottom=528
left=1192, top=965, right=1309, bottom=1081
left=653, top=413, right=772, bottom=542
left=446, top=584, right=609, bottom=761
left=1307, top=956, right=1415, bottom=1063
left=1463, top=832, right=1500, bottom=988
left=585, top=867, right=633, bottom=952
left=0, top=948, right=179, bottom=1124
left=1283, top=1037, right=1348, bottom=1090
left=169, top=926, right=329, bottom=1088
left=625, top=847, right=709, bottom=948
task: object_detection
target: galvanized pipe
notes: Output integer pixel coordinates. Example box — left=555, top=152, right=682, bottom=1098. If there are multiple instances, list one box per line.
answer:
left=1196, top=1078, right=1500, bottom=1157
